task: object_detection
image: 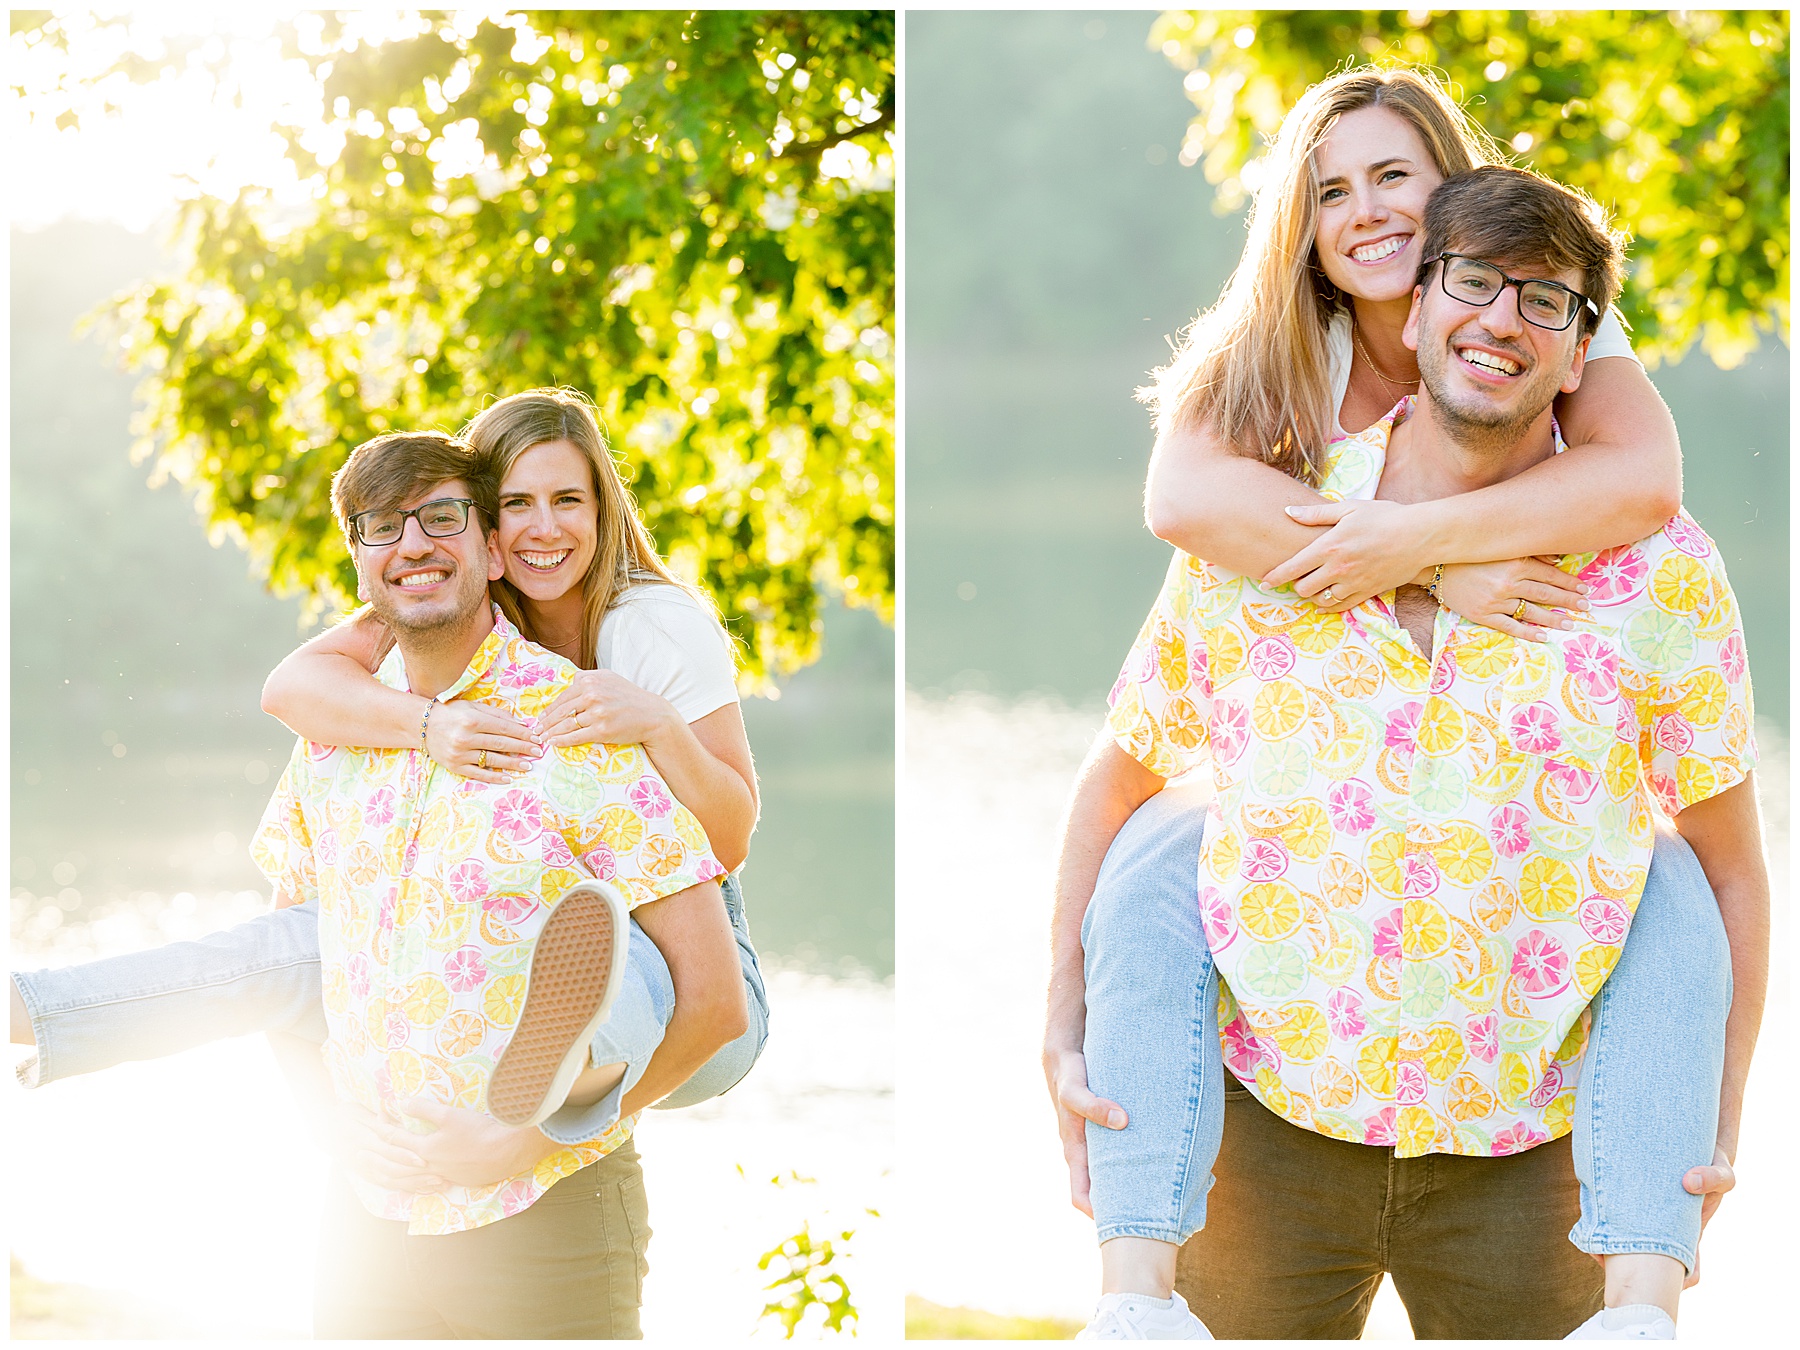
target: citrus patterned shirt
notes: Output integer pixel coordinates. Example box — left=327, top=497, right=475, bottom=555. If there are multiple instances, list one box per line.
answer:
left=252, top=609, right=724, bottom=1232
left=1107, top=399, right=1755, bottom=1158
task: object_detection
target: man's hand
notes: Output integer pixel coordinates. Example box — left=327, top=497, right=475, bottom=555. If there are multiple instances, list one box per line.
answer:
left=1044, top=1043, right=1127, bottom=1219
left=1679, top=1143, right=1737, bottom=1288
left=337, top=1097, right=561, bottom=1192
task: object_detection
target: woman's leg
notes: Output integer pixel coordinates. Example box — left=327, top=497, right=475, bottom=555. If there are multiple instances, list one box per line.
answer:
left=1568, top=828, right=1730, bottom=1325
left=14, top=873, right=768, bottom=1110
left=1082, top=784, right=1219, bottom=1318
left=12, top=901, right=328, bottom=1086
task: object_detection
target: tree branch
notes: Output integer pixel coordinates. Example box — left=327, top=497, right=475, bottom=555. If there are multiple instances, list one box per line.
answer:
left=781, top=98, right=894, bottom=162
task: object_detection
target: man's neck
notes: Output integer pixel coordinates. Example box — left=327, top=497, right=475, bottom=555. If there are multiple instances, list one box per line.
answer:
left=399, top=605, right=498, bottom=698
left=1377, top=394, right=1558, bottom=508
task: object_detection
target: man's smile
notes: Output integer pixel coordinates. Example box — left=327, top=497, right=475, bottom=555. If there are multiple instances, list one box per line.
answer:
left=1453, top=343, right=1525, bottom=379
left=384, top=561, right=455, bottom=591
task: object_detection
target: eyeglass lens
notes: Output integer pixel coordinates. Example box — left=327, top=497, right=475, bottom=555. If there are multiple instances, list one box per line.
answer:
left=356, top=498, right=470, bottom=546
left=1440, top=257, right=1582, bottom=330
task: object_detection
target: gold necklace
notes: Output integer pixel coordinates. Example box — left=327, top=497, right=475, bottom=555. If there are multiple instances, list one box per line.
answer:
left=1352, top=321, right=1420, bottom=395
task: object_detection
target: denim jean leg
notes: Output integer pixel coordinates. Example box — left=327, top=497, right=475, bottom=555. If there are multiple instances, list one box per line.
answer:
left=1568, top=829, right=1731, bottom=1273
left=1083, top=784, right=1221, bottom=1246
left=13, top=901, right=328, bottom=1087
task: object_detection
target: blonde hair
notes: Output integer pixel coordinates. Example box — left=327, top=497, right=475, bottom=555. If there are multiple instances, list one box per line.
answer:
left=1142, top=66, right=1507, bottom=483
left=461, top=387, right=720, bottom=669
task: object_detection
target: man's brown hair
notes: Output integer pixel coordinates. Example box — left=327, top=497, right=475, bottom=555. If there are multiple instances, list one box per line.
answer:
left=330, top=431, right=498, bottom=543
left=1419, top=165, right=1625, bottom=339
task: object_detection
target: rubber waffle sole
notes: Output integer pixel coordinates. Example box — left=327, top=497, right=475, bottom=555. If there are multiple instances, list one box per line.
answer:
left=487, top=887, right=621, bottom=1128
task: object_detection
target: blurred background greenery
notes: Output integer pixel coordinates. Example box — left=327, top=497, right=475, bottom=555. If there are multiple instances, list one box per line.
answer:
left=907, top=8, right=1788, bottom=729
left=11, top=9, right=893, bottom=981
left=11, top=221, right=893, bottom=977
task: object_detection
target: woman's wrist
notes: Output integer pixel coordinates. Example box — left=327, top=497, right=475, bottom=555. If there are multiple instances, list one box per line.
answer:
left=1396, top=498, right=1453, bottom=576
left=637, top=699, right=688, bottom=756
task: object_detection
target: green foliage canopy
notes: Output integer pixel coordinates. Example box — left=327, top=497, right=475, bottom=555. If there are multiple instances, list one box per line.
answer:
left=1151, top=9, right=1789, bottom=368
left=21, top=9, right=893, bottom=683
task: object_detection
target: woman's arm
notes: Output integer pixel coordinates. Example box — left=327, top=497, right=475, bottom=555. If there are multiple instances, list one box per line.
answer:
left=537, top=677, right=759, bottom=873
left=261, top=610, right=540, bottom=782
left=1143, top=418, right=1328, bottom=577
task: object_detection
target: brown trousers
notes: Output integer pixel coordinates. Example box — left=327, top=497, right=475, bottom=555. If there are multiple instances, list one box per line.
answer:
left=314, top=1141, right=651, bottom=1339
left=1175, top=1079, right=1605, bottom=1339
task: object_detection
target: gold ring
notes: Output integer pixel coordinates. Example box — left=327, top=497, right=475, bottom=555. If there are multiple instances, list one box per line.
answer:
left=1512, top=599, right=1529, bottom=622
left=1320, top=586, right=1336, bottom=604
left=478, top=749, right=489, bottom=769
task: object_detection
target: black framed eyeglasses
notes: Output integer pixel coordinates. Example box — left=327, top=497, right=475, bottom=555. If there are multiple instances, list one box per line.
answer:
left=349, top=497, right=475, bottom=547
left=1423, top=253, right=1598, bottom=332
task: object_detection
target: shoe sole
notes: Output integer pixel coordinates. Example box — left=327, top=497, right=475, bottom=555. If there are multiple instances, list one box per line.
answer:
left=487, top=880, right=629, bottom=1129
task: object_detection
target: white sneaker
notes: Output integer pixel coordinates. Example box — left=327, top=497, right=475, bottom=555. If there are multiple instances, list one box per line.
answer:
left=1566, top=1304, right=1677, bottom=1340
left=1079, top=1291, right=1212, bottom=1340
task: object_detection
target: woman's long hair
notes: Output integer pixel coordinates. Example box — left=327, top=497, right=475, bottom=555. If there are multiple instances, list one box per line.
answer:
left=462, top=387, right=718, bottom=669
left=1141, top=66, right=1507, bottom=484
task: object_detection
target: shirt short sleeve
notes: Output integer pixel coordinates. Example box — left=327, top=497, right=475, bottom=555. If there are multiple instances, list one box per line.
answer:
left=595, top=585, right=739, bottom=723
left=1106, top=552, right=1214, bottom=780
left=251, top=741, right=320, bottom=906
left=1628, top=516, right=1757, bottom=813
left=1586, top=307, right=1640, bottom=364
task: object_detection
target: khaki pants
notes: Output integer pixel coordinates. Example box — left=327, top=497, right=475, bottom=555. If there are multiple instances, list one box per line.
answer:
left=1175, top=1080, right=1605, bottom=1339
left=314, top=1142, right=651, bottom=1339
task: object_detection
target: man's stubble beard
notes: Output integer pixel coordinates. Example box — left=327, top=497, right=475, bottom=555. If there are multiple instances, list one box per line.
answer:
left=366, top=553, right=492, bottom=650
left=1416, top=325, right=1565, bottom=461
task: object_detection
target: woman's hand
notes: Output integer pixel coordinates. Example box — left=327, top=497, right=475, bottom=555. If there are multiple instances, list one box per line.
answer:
left=1431, top=558, right=1589, bottom=642
left=1263, top=499, right=1435, bottom=610
left=337, top=1097, right=562, bottom=1192
left=424, top=700, right=542, bottom=785
left=536, top=670, right=680, bottom=750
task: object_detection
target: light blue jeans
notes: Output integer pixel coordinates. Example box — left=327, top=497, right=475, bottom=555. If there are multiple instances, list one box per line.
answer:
left=14, top=875, right=770, bottom=1146
left=1082, top=786, right=1729, bottom=1273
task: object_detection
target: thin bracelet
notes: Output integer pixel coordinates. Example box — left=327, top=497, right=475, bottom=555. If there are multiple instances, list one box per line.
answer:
left=1424, top=563, right=1445, bottom=600
left=419, top=696, right=439, bottom=751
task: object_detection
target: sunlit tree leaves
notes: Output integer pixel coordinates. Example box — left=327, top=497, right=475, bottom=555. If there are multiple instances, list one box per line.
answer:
left=22, top=10, right=893, bottom=684
left=1151, top=9, right=1788, bottom=368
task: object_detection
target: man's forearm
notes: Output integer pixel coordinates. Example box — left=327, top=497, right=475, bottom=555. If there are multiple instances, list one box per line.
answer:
left=1045, top=734, right=1166, bottom=1057
left=622, top=880, right=745, bottom=1115
left=1671, top=776, right=1770, bottom=1159
left=1708, top=859, right=1768, bottom=1160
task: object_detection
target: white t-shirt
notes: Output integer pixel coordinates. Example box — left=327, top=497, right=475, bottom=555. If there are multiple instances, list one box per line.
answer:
left=595, top=582, right=740, bottom=723
left=1325, top=306, right=1637, bottom=436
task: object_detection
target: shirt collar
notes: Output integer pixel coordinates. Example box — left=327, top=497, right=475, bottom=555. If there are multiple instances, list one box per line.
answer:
left=1319, top=393, right=1567, bottom=500
left=376, top=604, right=518, bottom=700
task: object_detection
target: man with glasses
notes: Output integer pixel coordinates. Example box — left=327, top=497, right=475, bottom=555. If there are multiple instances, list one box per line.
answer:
left=1055, top=165, right=1767, bottom=1337
left=274, top=431, right=742, bottom=1335
left=14, top=431, right=744, bottom=1337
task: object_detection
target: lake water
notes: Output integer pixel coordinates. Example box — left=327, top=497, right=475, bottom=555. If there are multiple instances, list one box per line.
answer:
left=900, top=691, right=1793, bottom=1337
left=8, top=884, right=895, bottom=1339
